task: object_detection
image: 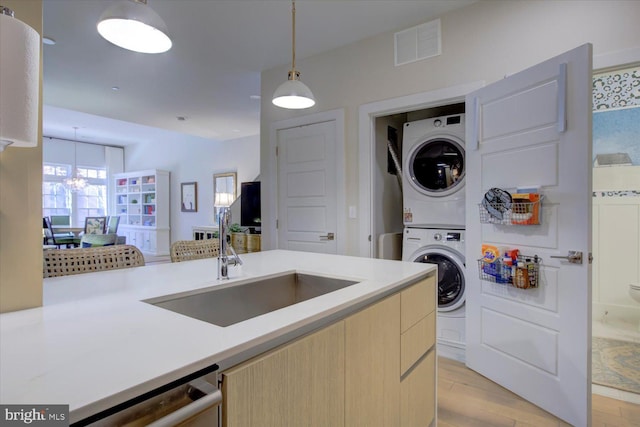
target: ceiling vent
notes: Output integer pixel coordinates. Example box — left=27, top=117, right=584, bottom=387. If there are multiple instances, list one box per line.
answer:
left=395, top=19, right=441, bottom=67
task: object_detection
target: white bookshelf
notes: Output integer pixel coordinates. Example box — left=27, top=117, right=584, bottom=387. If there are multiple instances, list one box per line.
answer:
left=114, top=169, right=170, bottom=255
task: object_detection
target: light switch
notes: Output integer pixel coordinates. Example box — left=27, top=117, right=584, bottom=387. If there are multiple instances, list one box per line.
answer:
left=349, top=206, right=357, bottom=218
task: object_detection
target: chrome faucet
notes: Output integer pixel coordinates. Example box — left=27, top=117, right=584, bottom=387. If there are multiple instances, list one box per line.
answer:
left=218, top=207, right=243, bottom=279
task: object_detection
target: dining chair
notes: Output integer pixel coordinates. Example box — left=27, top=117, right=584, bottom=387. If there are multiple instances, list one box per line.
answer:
left=80, top=233, right=117, bottom=247
left=170, top=239, right=220, bottom=262
left=106, top=216, right=121, bottom=234
left=43, top=245, right=145, bottom=278
left=84, top=216, right=107, bottom=234
left=50, top=215, right=73, bottom=237
left=43, top=217, right=76, bottom=248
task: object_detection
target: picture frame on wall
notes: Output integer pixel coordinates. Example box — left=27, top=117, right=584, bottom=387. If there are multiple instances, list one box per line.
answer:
left=181, top=182, right=198, bottom=212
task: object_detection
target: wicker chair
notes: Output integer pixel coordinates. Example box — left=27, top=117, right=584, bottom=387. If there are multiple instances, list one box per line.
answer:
left=170, top=239, right=220, bottom=263
left=43, top=245, right=145, bottom=278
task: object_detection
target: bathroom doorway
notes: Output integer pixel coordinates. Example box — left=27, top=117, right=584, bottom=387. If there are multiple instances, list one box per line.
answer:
left=591, top=64, right=640, bottom=402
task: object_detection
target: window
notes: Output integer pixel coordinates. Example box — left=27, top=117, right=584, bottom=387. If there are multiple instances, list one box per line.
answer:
left=43, top=163, right=107, bottom=226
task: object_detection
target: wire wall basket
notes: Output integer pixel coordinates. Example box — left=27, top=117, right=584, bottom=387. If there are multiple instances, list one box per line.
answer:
left=479, top=196, right=543, bottom=225
left=477, top=255, right=541, bottom=289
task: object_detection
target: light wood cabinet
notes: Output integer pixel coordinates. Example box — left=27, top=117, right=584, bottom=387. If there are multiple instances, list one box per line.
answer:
left=345, top=293, right=401, bottom=426
left=401, top=350, right=436, bottom=427
left=222, top=322, right=345, bottom=427
left=221, top=273, right=436, bottom=427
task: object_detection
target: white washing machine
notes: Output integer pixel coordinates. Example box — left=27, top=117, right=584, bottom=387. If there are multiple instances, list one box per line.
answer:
left=402, top=114, right=466, bottom=229
left=403, top=227, right=466, bottom=362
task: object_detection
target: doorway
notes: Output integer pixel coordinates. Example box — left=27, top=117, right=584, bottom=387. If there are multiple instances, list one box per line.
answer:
left=268, top=109, right=346, bottom=254
left=590, top=64, right=640, bottom=402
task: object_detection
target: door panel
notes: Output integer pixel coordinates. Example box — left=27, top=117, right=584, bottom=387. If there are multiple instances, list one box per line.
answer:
left=277, top=121, right=337, bottom=254
left=465, top=44, right=592, bottom=426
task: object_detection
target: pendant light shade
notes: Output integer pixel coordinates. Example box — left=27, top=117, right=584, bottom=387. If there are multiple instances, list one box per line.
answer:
left=272, top=1, right=315, bottom=110
left=97, top=0, right=172, bottom=54
left=0, top=6, right=40, bottom=152
left=272, top=71, right=316, bottom=109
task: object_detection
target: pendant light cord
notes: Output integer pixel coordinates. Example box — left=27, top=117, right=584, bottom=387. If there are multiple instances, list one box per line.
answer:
left=291, top=0, right=296, bottom=72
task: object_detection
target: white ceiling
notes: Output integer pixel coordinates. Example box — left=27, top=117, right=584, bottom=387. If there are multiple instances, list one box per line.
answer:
left=42, top=0, right=476, bottom=146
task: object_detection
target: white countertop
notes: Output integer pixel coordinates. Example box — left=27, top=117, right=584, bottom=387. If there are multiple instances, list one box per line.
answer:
left=0, top=250, right=434, bottom=423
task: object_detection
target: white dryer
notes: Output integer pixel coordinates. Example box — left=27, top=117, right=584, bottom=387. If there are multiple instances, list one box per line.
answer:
left=402, top=114, right=466, bottom=229
left=403, top=227, right=466, bottom=361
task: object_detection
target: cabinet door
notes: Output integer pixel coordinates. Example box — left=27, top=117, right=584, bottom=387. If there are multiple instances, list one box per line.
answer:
left=400, top=350, right=435, bottom=427
left=222, top=322, right=345, bottom=427
left=287, top=322, right=344, bottom=426
left=345, top=294, right=400, bottom=426
left=222, top=348, right=288, bottom=427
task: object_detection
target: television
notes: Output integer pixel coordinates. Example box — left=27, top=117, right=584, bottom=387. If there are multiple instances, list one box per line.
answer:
left=240, top=181, right=261, bottom=230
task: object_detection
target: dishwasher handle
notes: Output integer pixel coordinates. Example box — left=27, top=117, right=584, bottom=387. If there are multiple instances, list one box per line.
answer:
left=146, top=386, right=222, bottom=427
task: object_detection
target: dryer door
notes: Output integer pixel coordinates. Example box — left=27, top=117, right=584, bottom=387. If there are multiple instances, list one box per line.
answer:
left=407, top=137, right=465, bottom=198
left=412, top=247, right=465, bottom=312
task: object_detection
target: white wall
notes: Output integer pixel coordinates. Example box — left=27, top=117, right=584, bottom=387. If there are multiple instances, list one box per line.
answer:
left=124, top=134, right=259, bottom=243
left=592, top=166, right=640, bottom=326
left=260, top=0, right=640, bottom=256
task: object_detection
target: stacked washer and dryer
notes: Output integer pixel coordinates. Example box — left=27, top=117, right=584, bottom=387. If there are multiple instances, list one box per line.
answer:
left=402, top=113, right=467, bottom=362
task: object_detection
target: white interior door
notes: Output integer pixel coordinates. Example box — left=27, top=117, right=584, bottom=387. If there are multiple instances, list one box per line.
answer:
left=465, top=44, right=592, bottom=426
left=277, top=121, right=338, bottom=253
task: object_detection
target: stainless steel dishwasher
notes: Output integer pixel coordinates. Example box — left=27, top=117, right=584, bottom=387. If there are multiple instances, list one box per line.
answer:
left=71, top=363, right=221, bottom=427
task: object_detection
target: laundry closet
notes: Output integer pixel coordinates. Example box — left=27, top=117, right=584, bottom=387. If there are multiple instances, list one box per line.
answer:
left=374, top=102, right=467, bottom=361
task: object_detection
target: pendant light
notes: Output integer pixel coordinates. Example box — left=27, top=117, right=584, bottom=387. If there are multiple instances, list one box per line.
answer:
left=272, top=0, right=316, bottom=109
left=97, top=0, right=172, bottom=54
left=0, top=6, right=40, bottom=152
left=64, top=129, right=88, bottom=193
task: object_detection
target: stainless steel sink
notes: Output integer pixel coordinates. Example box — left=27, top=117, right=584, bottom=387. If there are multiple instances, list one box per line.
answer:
left=147, top=273, right=359, bottom=327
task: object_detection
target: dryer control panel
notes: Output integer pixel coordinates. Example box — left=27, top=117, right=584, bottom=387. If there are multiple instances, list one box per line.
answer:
left=433, top=232, right=462, bottom=242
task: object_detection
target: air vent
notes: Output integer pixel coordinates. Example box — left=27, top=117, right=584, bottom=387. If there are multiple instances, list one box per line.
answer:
left=395, top=19, right=441, bottom=66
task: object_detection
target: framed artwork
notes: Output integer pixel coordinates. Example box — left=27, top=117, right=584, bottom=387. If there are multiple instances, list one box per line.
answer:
left=213, top=172, right=237, bottom=224
left=181, top=182, right=198, bottom=212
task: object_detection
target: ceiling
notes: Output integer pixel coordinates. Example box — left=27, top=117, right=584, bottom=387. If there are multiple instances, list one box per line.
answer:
left=42, top=0, right=476, bottom=146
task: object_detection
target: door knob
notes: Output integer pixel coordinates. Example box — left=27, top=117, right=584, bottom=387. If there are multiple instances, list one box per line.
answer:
left=320, top=233, right=335, bottom=241
left=550, top=250, right=583, bottom=264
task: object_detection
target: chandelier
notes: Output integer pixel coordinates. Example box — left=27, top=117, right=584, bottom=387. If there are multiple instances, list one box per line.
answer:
left=64, top=130, right=88, bottom=192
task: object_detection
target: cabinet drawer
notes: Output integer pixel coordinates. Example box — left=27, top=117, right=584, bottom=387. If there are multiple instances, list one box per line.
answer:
left=400, top=310, right=435, bottom=376
left=400, top=275, right=436, bottom=333
left=400, top=349, right=435, bottom=427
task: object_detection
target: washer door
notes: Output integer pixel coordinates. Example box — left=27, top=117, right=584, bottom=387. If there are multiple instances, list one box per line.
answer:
left=407, top=136, right=465, bottom=198
left=412, top=247, right=465, bottom=312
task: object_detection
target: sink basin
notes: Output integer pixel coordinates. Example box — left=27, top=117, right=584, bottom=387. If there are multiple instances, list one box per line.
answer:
left=148, top=273, right=359, bottom=327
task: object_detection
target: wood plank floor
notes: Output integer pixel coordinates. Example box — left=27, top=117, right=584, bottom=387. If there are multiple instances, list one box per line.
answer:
left=438, top=357, right=640, bottom=427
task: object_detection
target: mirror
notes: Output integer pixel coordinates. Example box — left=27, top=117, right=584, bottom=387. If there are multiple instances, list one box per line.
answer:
left=214, top=172, right=237, bottom=224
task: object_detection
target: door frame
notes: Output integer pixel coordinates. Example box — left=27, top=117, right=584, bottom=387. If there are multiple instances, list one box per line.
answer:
left=267, top=108, right=346, bottom=254
left=358, top=81, right=484, bottom=257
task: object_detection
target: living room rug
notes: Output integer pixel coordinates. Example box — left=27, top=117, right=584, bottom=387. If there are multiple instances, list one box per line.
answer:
left=592, top=337, right=640, bottom=394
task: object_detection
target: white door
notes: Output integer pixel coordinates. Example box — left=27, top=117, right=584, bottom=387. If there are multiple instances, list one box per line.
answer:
left=465, top=44, right=592, bottom=426
left=277, top=121, right=338, bottom=253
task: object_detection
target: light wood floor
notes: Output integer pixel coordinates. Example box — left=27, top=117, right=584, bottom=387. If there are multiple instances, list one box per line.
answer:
left=438, top=357, right=640, bottom=427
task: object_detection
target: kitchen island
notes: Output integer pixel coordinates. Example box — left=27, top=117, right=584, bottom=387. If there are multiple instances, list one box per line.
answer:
left=0, top=250, right=436, bottom=425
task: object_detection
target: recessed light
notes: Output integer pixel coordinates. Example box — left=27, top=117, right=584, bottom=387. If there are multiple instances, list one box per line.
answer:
left=43, top=36, right=56, bottom=45
left=112, top=86, right=120, bottom=91
left=177, top=116, right=186, bottom=121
